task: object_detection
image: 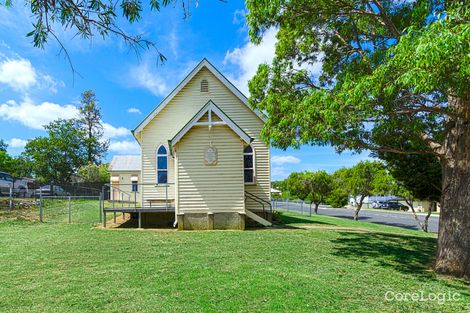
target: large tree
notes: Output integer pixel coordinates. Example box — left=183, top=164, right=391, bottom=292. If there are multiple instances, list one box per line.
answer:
left=304, top=170, right=333, bottom=214
left=77, top=163, right=110, bottom=183
left=376, top=134, right=441, bottom=232
left=247, top=1, right=469, bottom=278
left=343, top=161, right=388, bottom=220
left=24, top=119, right=88, bottom=183
left=77, top=90, right=109, bottom=164
left=0, top=150, right=14, bottom=173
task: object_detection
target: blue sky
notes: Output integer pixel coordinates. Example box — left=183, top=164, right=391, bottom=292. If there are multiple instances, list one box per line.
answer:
left=0, top=0, right=370, bottom=180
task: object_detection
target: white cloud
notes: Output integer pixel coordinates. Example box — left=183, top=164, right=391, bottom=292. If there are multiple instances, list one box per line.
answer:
left=0, top=100, right=130, bottom=141
left=0, top=99, right=78, bottom=129
left=129, top=62, right=168, bottom=96
left=272, top=166, right=289, bottom=180
left=233, top=9, right=246, bottom=25
left=224, top=28, right=278, bottom=95
left=127, top=107, right=142, bottom=114
left=0, top=58, right=37, bottom=91
left=0, top=58, right=64, bottom=94
left=7, top=138, right=27, bottom=148
left=103, top=123, right=131, bottom=139
left=224, top=27, right=323, bottom=96
left=272, top=155, right=301, bottom=166
left=108, top=140, right=140, bottom=154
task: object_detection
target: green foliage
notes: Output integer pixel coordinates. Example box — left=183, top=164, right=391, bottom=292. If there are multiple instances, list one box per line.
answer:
left=246, top=0, right=468, bottom=158
left=77, top=163, right=110, bottom=183
left=24, top=119, right=88, bottom=183
left=326, top=188, right=349, bottom=208
left=276, top=162, right=394, bottom=208
left=286, top=172, right=310, bottom=200
left=9, top=154, right=34, bottom=178
left=77, top=90, right=109, bottom=164
left=375, top=141, right=441, bottom=202
left=0, top=145, right=33, bottom=178
left=0, top=151, right=14, bottom=173
left=344, top=161, right=389, bottom=201
left=285, top=170, right=333, bottom=203
left=0, top=139, right=7, bottom=152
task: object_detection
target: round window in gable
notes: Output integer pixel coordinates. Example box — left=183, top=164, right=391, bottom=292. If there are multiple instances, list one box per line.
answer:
left=200, top=79, right=209, bottom=92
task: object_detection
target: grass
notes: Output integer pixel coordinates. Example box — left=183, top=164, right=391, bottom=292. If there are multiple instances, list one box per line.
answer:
left=0, top=205, right=468, bottom=312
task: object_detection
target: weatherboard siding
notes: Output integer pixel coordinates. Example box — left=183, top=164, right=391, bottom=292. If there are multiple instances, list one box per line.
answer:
left=176, top=125, right=244, bottom=213
left=139, top=67, right=270, bottom=209
left=109, top=171, right=140, bottom=201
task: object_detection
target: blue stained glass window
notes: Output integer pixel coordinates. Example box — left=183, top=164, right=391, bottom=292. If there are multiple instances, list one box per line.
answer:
left=157, top=145, right=167, bottom=155
left=243, top=145, right=254, bottom=183
left=157, top=156, right=168, bottom=169
left=157, top=171, right=167, bottom=184
left=157, top=145, right=168, bottom=184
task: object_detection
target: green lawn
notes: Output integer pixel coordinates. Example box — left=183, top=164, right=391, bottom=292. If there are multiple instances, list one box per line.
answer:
left=0, top=206, right=468, bottom=312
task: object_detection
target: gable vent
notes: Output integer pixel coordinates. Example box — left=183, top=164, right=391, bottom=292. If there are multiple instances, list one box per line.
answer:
left=200, top=79, right=209, bottom=92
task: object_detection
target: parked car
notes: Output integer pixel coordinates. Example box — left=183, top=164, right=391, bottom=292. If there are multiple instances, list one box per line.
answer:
left=371, top=201, right=385, bottom=208
left=37, top=185, right=70, bottom=197
left=0, top=171, right=28, bottom=197
left=386, top=201, right=409, bottom=211
left=375, top=201, right=408, bottom=211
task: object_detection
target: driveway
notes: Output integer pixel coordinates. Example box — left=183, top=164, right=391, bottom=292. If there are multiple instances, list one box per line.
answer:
left=273, top=201, right=439, bottom=233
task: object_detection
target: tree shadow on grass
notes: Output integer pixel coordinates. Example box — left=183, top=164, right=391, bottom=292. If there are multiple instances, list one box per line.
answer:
left=278, top=214, right=335, bottom=226
left=332, top=231, right=435, bottom=274
left=331, top=231, right=470, bottom=289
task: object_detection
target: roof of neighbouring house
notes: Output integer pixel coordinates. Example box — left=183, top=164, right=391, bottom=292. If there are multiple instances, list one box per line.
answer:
left=109, top=155, right=141, bottom=172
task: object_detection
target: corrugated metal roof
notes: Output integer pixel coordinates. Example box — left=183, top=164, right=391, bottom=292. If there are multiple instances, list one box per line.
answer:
left=109, top=155, right=141, bottom=172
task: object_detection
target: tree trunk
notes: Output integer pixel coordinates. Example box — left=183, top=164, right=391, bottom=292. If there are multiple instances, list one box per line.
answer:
left=422, top=202, right=433, bottom=233
left=407, top=198, right=432, bottom=233
left=353, top=195, right=365, bottom=221
left=435, top=95, right=470, bottom=279
left=314, top=202, right=320, bottom=214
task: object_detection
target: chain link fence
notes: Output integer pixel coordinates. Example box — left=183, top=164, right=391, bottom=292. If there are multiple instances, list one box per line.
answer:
left=0, top=183, right=105, bottom=224
left=272, top=199, right=317, bottom=215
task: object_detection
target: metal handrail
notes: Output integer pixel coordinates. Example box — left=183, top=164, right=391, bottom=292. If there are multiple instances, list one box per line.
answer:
left=245, top=190, right=272, bottom=213
left=101, top=183, right=175, bottom=212
left=245, top=193, right=265, bottom=215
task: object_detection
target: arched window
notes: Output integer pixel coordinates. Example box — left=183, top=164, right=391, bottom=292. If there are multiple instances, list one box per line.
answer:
left=200, top=79, right=209, bottom=92
left=243, top=145, right=255, bottom=183
left=156, top=145, right=168, bottom=184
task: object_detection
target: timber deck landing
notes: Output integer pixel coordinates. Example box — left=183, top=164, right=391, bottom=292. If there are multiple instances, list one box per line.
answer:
left=103, top=206, right=175, bottom=228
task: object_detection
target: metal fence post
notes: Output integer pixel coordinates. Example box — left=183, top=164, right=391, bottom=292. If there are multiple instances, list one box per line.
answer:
left=68, top=196, right=72, bottom=224
left=39, top=188, right=43, bottom=222
left=301, top=201, right=304, bottom=215
left=286, top=198, right=289, bottom=211
left=134, top=191, right=137, bottom=210
left=309, top=202, right=312, bottom=216
left=99, top=192, right=103, bottom=223
left=9, top=186, right=13, bottom=212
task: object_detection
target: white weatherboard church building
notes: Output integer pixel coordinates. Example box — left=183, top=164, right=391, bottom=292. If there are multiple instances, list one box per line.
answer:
left=108, top=59, right=271, bottom=230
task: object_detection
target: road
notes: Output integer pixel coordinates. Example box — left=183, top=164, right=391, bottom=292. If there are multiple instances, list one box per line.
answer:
left=273, top=201, right=439, bottom=233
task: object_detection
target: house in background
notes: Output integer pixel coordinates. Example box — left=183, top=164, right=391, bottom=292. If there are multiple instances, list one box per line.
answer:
left=107, top=59, right=271, bottom=230
left=108, top=155, right=141, bottom=202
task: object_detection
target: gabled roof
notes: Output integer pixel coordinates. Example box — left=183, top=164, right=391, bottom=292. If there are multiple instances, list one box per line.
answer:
left=170, top=100, right=253, bottom=147
left=132, top=58, right=266, bottom=136
left=109, top=155, right=141, bottom=172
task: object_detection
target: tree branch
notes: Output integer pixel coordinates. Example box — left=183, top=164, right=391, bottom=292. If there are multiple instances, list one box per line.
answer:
left=371, top=0, right=401, bottom=37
